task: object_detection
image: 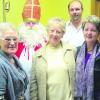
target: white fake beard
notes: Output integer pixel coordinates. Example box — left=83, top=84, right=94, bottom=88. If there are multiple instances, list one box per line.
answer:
left=20, top=30, right=46, bottom=47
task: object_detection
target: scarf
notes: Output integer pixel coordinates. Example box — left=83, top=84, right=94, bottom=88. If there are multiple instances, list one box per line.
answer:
left=0, top=50, right=28, bottom=100
left=75, top=41, right=100, bottom=100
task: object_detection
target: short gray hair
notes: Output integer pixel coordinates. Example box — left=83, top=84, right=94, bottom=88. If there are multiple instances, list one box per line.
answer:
left=82, top=15, right=100, bottom=33
left=0, top=22, right=18, bottom=38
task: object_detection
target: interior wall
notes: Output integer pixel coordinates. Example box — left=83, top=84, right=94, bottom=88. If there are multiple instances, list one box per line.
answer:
left=40, top=0, right=91, bottom=25
left=0, top=0, right=91, bottom=26
left=0, top=0, right=4, bottom=21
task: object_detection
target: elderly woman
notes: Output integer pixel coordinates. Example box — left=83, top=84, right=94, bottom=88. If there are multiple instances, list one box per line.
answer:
left=74, top=15, right=100, bottom=100
left=30, top=17, right=76, bottom=100
left=0, top=22, right=28, bottom=100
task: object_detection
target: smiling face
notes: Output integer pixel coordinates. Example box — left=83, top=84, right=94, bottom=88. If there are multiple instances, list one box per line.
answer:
left=0, top=30, right=19, bottom=56
left=68, top=1, right=83, bottom=22
left=83, top=22, right=98, bottom=44
left=48, top=23, right=64, bottom=47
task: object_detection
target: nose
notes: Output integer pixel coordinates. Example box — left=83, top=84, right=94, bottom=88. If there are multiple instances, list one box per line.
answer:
left=73, top=9, right=77, bottom=13
left=29, top=22, right=34, bottom=27
left=53, top=30, right=59, bottom=36
left=10, top=39, right=15, bottom=44
left=54, top=30, right=57, bottom=33
left=87, top=30, right=92, bottom=34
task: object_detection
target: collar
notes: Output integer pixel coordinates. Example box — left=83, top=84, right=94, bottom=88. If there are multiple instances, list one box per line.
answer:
left=36, top=41, right=74, bottom=60
left=66, top=20, right=83, bottom=30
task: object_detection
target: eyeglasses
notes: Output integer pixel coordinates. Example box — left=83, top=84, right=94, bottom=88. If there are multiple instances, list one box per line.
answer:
left=1, top=37, right=18, bottom=42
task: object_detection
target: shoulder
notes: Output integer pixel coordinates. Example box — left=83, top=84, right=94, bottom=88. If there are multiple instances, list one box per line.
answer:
left=32, top=45, right=46, bottom=58
left=66, top=21, right=70, bottom=26
left=95, top=51, right=100, bottom=70
left=76, top=46, right=81, bottom=53
left=96, top=47, right=100, bottom=61
left=63, top=42, right=76, bottom=51
left=0, top=54, right=7, bottom=67
left=0, top=57, right=8, bottom=77
left=75, top=46, right=81, bottom=59
left=62, top=42, right=77, bottom=56
left=35, top=44, right=46, bottom=54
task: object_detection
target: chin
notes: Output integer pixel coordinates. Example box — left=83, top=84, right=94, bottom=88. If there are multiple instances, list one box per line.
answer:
left=8, top=50, right=17, bottom=55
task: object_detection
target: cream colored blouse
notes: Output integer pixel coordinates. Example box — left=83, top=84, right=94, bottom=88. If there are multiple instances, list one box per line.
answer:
left=46, top=44, right=73, bottom=100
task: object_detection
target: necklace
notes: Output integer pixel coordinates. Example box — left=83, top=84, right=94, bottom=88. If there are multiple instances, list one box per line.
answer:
left=87, top=49, right=93, bottom=54
left=88, top=49, right=93, bottom=52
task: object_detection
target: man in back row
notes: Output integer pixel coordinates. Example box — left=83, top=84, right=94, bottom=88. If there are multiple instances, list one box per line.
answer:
left=62, top=0, right=84, bottom=47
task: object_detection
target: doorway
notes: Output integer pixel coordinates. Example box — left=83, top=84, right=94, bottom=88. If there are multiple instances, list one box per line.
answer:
left=91, top=0, right=100, bottom=41
left=91, top=0, right=100, bottom=18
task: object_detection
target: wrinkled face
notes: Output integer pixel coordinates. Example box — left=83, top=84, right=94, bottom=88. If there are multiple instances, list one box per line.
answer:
left=48, top=23, right=64, bottom=47
left=83, top=22, right=98, bottom=44
left=69, top=1, right=83, bottom=22
left=0, top=30, right=19, bottom=56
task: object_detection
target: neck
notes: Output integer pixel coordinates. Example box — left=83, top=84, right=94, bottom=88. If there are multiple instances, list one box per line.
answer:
left=87, top=42, right=95, bottom=52
left=71, top=19, right=82, bottom=29
left=48, top=42, right=61, bottom=48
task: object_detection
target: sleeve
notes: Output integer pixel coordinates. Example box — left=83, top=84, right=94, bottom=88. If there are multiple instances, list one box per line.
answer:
left=0, top=64, right=7, bottom=99
left=30, top=54, right=38, bottom=100
left=68, top=46, right=76, bottom=98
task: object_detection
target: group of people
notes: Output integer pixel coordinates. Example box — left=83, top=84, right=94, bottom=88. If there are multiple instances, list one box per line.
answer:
left=0, top=0, right=100, bottom=100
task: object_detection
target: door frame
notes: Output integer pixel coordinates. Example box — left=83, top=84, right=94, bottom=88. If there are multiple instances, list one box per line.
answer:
left=91, top=0, right=95, bottom=15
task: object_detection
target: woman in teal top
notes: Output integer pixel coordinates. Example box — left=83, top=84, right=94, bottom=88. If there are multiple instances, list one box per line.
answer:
left=30, top=17, right=76, bottom=100
left=0, top=23, right=28, bottom=100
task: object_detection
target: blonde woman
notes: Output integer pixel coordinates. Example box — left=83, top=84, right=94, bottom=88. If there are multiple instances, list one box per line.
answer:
left=30, top=17, right=76, bottom=100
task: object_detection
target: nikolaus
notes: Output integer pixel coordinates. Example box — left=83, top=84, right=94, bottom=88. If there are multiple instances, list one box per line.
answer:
left=15, top=0, right=47, bottom=100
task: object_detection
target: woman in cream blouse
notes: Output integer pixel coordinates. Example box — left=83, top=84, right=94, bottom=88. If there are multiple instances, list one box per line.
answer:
left=30, top=17, right=76, bottom=100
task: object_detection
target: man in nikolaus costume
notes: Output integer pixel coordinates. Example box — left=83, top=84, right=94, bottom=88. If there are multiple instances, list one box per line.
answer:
left=15, top=0, right=47, bottom=99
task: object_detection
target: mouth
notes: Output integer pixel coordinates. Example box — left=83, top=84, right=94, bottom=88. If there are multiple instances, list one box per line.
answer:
left=73, top=15, right=79, bottom=18
left=87, top=35, right=92, bottom=38
left=8, top=48, right=16, bottom=51
left=53, top=37, right=58, bottom=41
left=8, top=46, right=16, bottom=49
left=86, top=37, right=93, bottom=40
